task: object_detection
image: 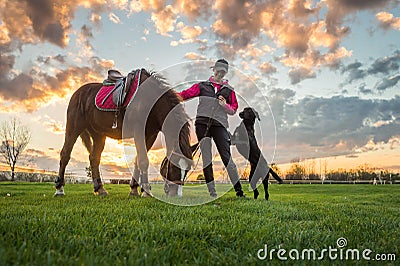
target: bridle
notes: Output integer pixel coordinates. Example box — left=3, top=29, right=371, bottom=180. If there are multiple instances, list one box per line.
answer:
left=161, top=147, right=191, bottom=194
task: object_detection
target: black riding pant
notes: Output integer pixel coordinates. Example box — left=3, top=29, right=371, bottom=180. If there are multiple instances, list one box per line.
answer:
left=195, top=123, right=242, bottom=192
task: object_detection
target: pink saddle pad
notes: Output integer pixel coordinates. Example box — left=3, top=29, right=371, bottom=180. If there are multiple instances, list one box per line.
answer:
left=95, top=70, right=141, bottom=111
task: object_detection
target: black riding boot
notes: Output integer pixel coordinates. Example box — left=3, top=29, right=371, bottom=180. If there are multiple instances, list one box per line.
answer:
left=204, top=165, right=217, bottom=197
left=207, top=182, right=217, bottom=198
left=234, top=181, right=245, bottom=197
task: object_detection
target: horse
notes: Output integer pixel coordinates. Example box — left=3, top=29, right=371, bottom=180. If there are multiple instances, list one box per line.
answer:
left=54, top=69, right=193, bottom=197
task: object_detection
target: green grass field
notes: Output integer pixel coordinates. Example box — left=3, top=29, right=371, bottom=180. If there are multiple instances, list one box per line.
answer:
left=0, top=183, right=399, bottom=265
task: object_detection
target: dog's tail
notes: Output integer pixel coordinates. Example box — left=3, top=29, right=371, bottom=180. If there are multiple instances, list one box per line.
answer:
left=269, top=168, right=284, bottom=184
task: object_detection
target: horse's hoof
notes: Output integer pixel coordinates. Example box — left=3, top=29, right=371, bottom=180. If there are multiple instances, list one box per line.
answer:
left=141, top=191, right=153, bottom=198
left=141, top=183, right=153, bottom=197
left=165, top=185, right=179, bottom=197
left=94, top=188, right=108, bottom=196
left=129, top=188, right=140, bottom=197
left=54, top=188, right=65, bottom=197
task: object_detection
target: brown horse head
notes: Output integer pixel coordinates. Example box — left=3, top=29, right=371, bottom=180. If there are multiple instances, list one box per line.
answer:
left=160, top=143, right=198, bottom=196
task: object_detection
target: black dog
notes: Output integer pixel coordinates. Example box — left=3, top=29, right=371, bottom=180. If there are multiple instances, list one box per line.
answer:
left=232, top=107, right=283, bottom=200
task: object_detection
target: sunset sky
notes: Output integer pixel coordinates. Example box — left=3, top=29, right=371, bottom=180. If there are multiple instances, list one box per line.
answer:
left=0, top=0, right=399, bottom=179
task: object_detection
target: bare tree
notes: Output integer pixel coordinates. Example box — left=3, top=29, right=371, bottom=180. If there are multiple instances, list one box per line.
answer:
left=0, top=118, right=31, bottom=181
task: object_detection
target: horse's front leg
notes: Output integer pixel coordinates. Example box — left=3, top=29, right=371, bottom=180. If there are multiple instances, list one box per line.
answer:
left=130, top=133, right=157, bottom=196
left=90, top=134, right=108, bottom=196
left=129, top=158, right=140, bottom=196
left=135, top=134, right=152, bottom=197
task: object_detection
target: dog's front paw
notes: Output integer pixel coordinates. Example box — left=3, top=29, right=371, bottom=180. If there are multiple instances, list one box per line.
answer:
left=265, top=193, right=269, bottom=201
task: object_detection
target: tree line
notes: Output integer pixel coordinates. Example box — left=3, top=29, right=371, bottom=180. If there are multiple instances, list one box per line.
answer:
left=277, top=159, right=398, bottom=183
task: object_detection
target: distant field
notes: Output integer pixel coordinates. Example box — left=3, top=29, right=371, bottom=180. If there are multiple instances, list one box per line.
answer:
left=0, top=183, right=399, bottom=265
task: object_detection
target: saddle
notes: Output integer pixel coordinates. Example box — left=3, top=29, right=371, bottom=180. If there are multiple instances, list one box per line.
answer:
left=95, top=69, right=142, bottom=128
left=105, top=69, right=124, bottom=84
left=101, top=69, right=137, bottom=108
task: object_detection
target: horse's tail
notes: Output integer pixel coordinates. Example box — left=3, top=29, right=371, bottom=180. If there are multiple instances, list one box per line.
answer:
left=80, top=130, right=92, bottom=154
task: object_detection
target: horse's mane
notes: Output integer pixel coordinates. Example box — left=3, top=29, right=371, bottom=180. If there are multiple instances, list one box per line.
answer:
left=143, top=69, right=192, bottom=159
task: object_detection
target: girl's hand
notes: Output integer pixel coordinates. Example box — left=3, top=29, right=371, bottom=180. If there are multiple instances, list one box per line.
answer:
left=218, top=95, right=226, bottom=106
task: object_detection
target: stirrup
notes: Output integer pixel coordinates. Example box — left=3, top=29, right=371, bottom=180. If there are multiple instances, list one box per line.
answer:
left=112, top=111, right=119, bottom=129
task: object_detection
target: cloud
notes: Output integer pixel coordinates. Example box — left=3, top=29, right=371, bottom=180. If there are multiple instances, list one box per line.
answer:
left=175, top=0, right=212, bottom=21
left=25, top=148, right=47, bottom=157
left=0, top=0, right=91, bottom=48
left=77, top=25, right=95, bottom=57
left=37, top=115, right=65, bottom=134
left=357, top=83, right=373, bottom=95
left=233, top=84, right=400, bottom=162
left=0, top=0, right=113, bottom=112
left=170, top=23, right=206, bottom=46
left=150, top=5, right=176, bottom=36
left=178, top=24, right=204, bottom=40
left=341, top=50, right=400, bottom=90
left=23, top=0, right=69, bottom=47
left=205, top=0, right=349, bottom=83
left=211, top=0, right=266, bottom=49
left=288, top=67, right=316, bottom=84
left=0, top=56, right=111, bottom=112
left=0, top=0, right=107, bottom=51
left=90, top=14, right=102, bottom=28
left=129, top=0, right=166, bottom=12
left=0, top=73, right=39, bottom=101
left=25, top=148, right=71, bottom=174
left=214, top=42, right=236, bottom=60
left=259, top=62, right=277, bottom=75
left=184, top=52, right=206, bottom=60
left=324, top=0, right=393, bottom=34
left=201, top=0, right=395, bottom=83
left=1, top=0, right=399, bottom=113
left=108, top=12, right=122, bottom=24
left=2, top=0, right=396, bottom=89
left=261, top=93, right=400, bottom=162
left=39, top=54, right=66, bottom=64
left=368, top=50, right=400, bottom=75
left=341, top=61, right=366, bottom=83
left=0, top=50, right=43, bottom=102
left=374, top=74, right=400, bottom=91
left=239, top=45, right=266, bottom=61
left=266, top=88, right=296, bottom=121
left=288, top=0, right=320, bottom=17
left=376, top=11, right=400, bottom=30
